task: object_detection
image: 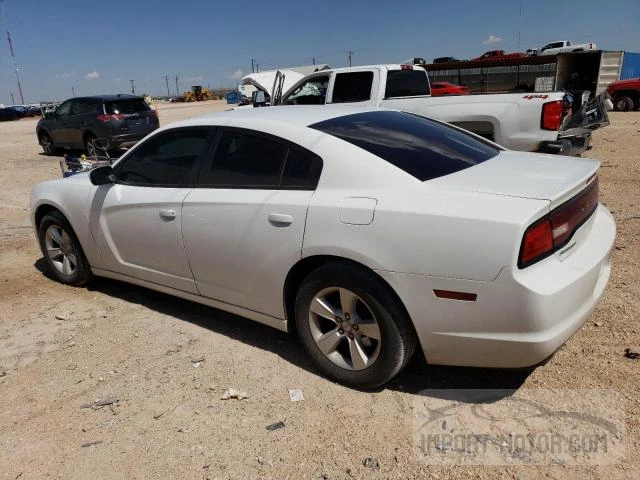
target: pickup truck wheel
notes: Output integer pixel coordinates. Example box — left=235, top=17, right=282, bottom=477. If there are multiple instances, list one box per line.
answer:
left=295, top=262, right=417, bottom=389
left=614, top=95, right=634, bottom=112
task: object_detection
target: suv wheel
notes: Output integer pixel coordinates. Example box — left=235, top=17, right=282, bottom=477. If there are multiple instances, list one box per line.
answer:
left=84, top=133, right=97, bottom=157
left=39, top=132, right=57, bottom=156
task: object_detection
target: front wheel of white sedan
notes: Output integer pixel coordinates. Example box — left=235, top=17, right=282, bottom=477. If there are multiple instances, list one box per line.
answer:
left=38, top=211, right=93, bottom=286
left=295, top=262, right=417, bottom=389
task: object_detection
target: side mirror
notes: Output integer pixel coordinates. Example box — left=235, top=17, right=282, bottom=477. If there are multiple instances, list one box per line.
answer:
left=90, top=165, right=116, bottom=185
left=252, top=90, right=266, bottom=107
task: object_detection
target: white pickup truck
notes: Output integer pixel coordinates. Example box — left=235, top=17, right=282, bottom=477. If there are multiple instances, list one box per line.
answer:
left=535, top=41, right=598, bottom=56
left=243, top=64, right=609, bottom=155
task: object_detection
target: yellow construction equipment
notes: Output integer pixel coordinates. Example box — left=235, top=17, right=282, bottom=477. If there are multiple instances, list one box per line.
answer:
left=184, top=85, right=213, bottom=102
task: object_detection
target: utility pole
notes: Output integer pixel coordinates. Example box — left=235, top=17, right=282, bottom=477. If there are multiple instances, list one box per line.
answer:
left=256, top=64, right=259, bottom=73
left=130, top=79, right=135, bottom=95
left=312, top=57, right=316, bottom=65
left=164, top=75, right=170, bottom=96
left=175, top=75, right=179, bottom=95
left=71, top=86, right=75, bottom=97
left=10, top=92, right=15, bottom=104
left=14, top=67, right=24, bottom=104
left=251, top=59, right=255, bottom=73
left=3, top=0, right=25, bottom=103
left=348, top=51, right=353, bottom=67
left=517, top=0, right=522, bottom=50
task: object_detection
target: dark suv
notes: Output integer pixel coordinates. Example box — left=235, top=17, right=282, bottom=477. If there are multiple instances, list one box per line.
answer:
left=36, top=94, right=159, bottom=156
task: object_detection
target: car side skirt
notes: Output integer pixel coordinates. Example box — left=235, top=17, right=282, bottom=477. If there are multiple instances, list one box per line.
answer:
left=91, top=268, right=288, bottom=333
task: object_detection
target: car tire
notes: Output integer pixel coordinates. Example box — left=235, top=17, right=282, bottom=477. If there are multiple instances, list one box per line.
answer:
left=295, top=262, right=417, bottom=389
left=84, top=133, right=98, bottom=157
left=38, top=211, right=92, bottom=286
left=39, top=131, right=58, bottom=156
left=614, top=95, right=634, bottom=112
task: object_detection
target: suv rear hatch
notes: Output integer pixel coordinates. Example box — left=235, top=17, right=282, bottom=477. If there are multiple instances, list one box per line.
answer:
left=101, top=98, right=158, bottom=134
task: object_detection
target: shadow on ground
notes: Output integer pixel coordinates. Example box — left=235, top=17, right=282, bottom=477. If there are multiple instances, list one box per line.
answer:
left=34, top=258, right=532, bottom=400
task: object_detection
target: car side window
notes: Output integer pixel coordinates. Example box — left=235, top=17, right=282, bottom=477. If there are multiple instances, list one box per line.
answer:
left=201, top=129, right=322, bottom=189
left=203, top=131, right=287, bottom=187
left=283, top=76, right=329, bottom=105
left=281, top=148, right=323, bottom=189
left=69, top=100, right=83, bottom=116
left=332, top=72, right=373, bottom=103
left=55, top=101, right=72, bottom=117
left=114, top=128, right=211, bottom=187
left=82, top=100, right=101, bottom=114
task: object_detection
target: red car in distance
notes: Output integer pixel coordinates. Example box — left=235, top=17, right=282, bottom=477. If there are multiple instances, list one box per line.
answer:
left=430, top=82, right=470, bottom=96
left=473, top=50, right=526, bottom=61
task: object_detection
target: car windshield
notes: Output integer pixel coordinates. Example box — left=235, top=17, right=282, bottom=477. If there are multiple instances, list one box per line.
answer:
left=104, top=99, right=150, bottom=115
left=310, top=111, right=500, bottom=181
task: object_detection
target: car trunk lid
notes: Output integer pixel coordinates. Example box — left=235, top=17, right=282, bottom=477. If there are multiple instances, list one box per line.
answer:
left=428, top=150, right=600, bottom=209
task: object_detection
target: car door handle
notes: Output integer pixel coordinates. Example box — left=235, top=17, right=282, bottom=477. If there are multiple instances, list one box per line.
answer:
left=159, top=209, right=176, bottom=220
left=268, top=213, right=293, bottom=226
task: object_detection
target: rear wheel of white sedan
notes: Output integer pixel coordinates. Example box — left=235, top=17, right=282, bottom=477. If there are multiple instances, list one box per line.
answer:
left=295, top=262, right=417, bottom=389
left=38, top=211, right=92, bottom=286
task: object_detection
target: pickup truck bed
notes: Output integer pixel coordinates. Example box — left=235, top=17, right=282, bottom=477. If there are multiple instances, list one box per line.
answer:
left=242, top=65, right=610, bottom=155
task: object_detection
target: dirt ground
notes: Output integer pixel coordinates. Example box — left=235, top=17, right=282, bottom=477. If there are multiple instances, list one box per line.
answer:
left=0, top=101, right=638, bottom=479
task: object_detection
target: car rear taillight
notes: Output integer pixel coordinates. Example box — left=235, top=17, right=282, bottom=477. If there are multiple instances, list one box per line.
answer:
left=520, top=219, right=553, bottom=266
left=541, top=100, right=563, bottom=130
left=97, top=114, right=126, bottom=122
left=519, top=176, right=599, bottom=268
left=400, top=64, right=413, bottom=70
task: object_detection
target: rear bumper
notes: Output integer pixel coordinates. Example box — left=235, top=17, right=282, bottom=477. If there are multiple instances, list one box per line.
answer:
left=110, top=130, right=156, bottom=149
left=377, top=204, right=615, bottom=368
left=537, top=133, right=591, bottom=156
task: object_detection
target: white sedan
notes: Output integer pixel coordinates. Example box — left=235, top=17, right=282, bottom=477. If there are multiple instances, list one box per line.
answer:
left=30, top=106, right=615, bottom=388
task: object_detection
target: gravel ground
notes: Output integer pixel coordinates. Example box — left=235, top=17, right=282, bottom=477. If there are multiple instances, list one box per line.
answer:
left=0, top=102, right=638, bottom=479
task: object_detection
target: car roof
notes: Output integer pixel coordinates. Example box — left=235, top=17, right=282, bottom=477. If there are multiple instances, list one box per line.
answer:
left=170, top=105, right=385, bottom=129
left=66, top=94, right=143, bottom=102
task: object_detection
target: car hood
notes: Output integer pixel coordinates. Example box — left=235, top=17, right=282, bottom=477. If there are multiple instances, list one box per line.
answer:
left=427, top=150, right=600, bottom=209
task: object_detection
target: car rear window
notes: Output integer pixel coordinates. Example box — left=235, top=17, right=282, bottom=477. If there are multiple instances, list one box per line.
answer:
left=310, top=111, right=499, bottom=181
left=385, top=70, right=430, bottom=97
left=104, top=99, right=150, bottom=115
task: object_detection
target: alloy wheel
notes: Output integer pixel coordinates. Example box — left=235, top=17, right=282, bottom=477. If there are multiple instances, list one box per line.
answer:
left=308, top=287, right=382, bottom=370
left=40, top=134, right=53, bottom=154
left=45, top=225, right=77, bottom=276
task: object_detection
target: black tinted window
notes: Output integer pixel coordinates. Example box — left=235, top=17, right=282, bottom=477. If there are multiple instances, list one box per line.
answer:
left=116, top=128, right=210, bottom=186
left=282, top=149, right=323, bottom=188
left=385, top=70, right=430, bottom=97
left=311, top=111, right=499, bottom=181
left=332, top=72, right=373, bottom=103
left=56, top=101, right=72, bottom=116
left=205, top=131, right=287, bottom=187
left=105, top=99, right=150, bottom=114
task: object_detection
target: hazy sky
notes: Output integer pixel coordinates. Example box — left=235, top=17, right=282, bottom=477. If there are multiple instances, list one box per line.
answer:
left=0, top=0, right=638, bottom=104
